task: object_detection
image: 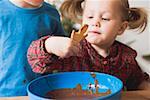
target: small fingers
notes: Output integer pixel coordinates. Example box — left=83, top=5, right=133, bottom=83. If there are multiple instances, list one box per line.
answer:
left=79, top=24, right=88, bottom=36
left=71, top=30, right=75, bottom=39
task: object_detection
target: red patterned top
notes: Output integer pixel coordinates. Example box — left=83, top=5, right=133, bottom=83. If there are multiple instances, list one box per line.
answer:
left=27, top=36, right=149, bottom=90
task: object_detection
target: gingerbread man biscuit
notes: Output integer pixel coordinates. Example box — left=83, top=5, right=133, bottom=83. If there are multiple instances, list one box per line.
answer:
left=71, top=24, right=88, bottom=43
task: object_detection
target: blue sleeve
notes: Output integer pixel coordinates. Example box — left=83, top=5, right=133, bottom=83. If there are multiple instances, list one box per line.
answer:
left=44, top=3, right=67, bottom=37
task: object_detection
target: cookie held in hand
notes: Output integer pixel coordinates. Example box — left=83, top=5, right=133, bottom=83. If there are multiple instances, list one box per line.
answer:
left=71, top=24, right=88, bottom=43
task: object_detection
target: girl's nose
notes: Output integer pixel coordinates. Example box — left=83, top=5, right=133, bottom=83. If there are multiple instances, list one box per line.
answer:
left=95, top=22, right=100, bottom=27
left=92, top=21, right=100, bottom=27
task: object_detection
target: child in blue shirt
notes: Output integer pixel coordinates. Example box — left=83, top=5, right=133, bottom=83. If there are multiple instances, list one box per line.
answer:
left=0, top=0, right=65, bottom=97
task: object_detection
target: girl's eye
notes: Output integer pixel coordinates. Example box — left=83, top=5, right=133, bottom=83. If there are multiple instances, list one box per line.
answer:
left=102, top=18, right=110, bottom=21
left=88, top=16, right=93, bottom=19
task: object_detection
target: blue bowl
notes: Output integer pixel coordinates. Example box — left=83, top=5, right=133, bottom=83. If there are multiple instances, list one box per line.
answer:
left=27, top=72, right=123, bottom=100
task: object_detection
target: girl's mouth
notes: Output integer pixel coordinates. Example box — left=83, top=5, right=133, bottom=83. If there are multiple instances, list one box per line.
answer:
left=88, top=31, right=101, bottom=34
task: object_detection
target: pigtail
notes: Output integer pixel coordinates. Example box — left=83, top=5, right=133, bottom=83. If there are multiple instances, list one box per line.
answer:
left=128, top=8, right=148, bottom=32
left=60, top=0, right=84, bottom=23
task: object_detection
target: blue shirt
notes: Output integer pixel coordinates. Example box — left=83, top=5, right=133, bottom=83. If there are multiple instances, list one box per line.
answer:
left=0, top=0, right=65, bottom=96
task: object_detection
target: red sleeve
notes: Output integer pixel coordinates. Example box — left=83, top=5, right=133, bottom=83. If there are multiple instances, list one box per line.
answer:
left=27, top=36, right=87, bottom=74
left=126, top=59, right=147, bottom=90
left=122, top=46, right=149, bottom=90
left=27, top=36, right=57, bottom=74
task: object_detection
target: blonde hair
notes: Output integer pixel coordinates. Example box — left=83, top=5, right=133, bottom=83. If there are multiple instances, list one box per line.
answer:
left=60, top=0, right=84, bottom=23
left=60, top=0, right=148, bottom=32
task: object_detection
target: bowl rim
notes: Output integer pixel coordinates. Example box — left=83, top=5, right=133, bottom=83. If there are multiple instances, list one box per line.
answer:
left=27, top=71, right=123, bottom=99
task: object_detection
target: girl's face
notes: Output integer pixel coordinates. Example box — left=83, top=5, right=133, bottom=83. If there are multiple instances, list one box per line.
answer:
left=23, top=0, right=44, bottom=7
left=82, top=0, right=128, bottom=48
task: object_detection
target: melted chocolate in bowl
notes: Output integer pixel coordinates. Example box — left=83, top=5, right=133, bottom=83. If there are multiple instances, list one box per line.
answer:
left=46, top=85, right=111, bottom=99
left=46, top=73, right=111, bottom=99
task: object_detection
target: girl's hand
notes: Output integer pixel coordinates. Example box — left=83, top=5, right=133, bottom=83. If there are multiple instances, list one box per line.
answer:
left=45, top=36, right=81, bottom=58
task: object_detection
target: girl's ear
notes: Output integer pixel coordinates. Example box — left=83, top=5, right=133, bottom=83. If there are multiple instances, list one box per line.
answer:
left=117, top=21, right=128, bottom=35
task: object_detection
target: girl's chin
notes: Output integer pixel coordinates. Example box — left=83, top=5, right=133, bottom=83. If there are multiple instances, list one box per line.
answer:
left=86, top=38, right=98, bottom=45
left=86, top=35, right=100, bottom=43
left=86, top=37, right=104, bottom=46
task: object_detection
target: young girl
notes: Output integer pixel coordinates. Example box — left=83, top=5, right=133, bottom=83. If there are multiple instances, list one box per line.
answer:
left=0, top=0, right=65, bottom=96
left=27, top=0, right=150, bottom=90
